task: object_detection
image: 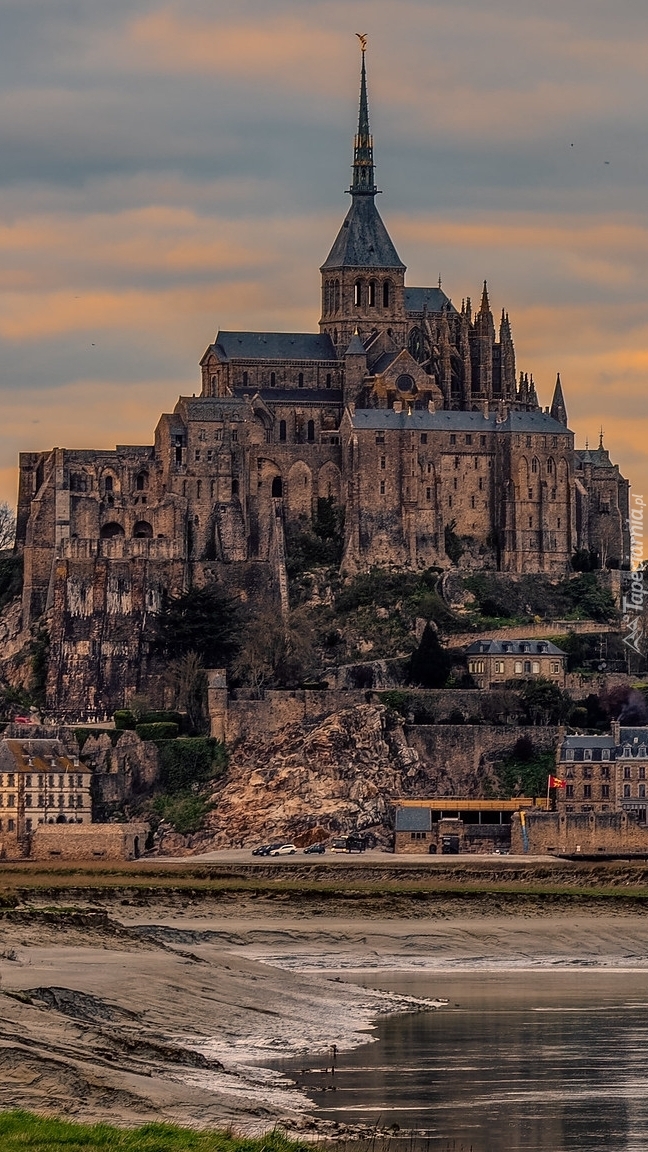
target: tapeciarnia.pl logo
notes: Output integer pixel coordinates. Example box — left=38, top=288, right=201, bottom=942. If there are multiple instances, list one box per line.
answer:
left=622, top=494, right=645, bottom=655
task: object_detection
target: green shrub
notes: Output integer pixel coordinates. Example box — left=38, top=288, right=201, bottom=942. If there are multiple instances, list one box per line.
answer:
left=158, top=737, right=228, bottom=794
left=135, top=722, right=179, bottom=742
left=141, top=709, right=183, bottom=728
left=114, top=710, right=136, bottom=730
left=153, top=792, right=213, bottom=834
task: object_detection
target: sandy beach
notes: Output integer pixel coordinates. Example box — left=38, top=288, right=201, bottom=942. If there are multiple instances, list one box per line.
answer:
left=2, top=894, right=648, bottom=1134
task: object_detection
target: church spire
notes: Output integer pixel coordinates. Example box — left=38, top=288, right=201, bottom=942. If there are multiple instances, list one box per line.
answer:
left=550, top=372, right=568, bottom=426
left=351, top=41, right=377, bottom=196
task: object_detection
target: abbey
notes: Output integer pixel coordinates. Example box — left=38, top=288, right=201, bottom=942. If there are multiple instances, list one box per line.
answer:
left=15, top=50, right=629, bottom=713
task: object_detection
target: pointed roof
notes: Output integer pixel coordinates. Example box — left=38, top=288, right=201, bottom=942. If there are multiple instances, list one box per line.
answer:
left=550, top=372, right=568, bottom=426
left=478, top=280, right=491, bottom=315
left=345, top=330, right=367, bottom=356
left=321, top=43, right=404, bottom=272
left=321, top=196, right=405, bottom=270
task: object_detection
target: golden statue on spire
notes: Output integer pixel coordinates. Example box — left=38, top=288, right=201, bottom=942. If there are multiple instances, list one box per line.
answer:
left=356, top=33, right=368, bottom=51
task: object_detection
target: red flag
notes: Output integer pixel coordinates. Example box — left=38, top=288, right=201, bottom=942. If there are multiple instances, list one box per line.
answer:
left=548, top=775, right=566, bottom=788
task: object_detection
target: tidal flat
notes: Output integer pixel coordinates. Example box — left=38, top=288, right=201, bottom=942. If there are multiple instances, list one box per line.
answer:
left=2, top=861, right=648, bottom=1141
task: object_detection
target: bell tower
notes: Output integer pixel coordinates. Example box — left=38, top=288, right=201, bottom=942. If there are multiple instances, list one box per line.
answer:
left=319, top=41, right=406, bottom=354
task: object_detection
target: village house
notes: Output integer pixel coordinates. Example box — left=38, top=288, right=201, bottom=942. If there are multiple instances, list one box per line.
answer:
left=465, top=639, right=567, bottom=689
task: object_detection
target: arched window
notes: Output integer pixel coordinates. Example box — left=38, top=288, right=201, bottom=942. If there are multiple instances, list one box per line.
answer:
left=270, top=371, right=276, bottom=387
left=271, top=476, right=283, bottom=498
left=231, top=478, right=239, bottom=496
left=133, top=521, right=153, bottom=539
left=547, top=457, right=554, bottom=475
left=242, top=371, right=248, bottom=386
left=307, top=420, right=315, bottom=442
left=323, top=281, right=329, bottom=313
left=136, top=471, right=148, bottom=491
left=368, top=281, right=376, bottom=307
left=354, top=280, right=363, bottom=307
left=531, top=458, right=539, bottom=474
left=383, top=281, right=391, bottom=308
left=279, top=420, right=287, bottom=442
left=298, top=372, right=304, bottom=388
left=100, top=522, right=125, bottom=539
left=197, top=480, right=202, bottom=498
left=334, top=280, right=340, bottom=312
left=104, top=475, right=113, bottom=493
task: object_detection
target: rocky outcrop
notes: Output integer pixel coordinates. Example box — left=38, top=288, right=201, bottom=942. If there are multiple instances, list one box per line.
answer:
left=80, top=731, right=160, bottom=819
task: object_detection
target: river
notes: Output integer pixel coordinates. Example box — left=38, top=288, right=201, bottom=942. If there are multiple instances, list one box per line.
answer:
left=273, top=970, right=648, bottom=1152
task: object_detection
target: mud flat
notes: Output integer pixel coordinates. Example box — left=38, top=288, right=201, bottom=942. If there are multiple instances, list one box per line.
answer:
left=2, top=893, right=648, bottom=1133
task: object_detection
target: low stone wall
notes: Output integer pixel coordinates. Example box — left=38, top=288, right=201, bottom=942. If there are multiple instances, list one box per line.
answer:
left=225, top=689, right=370, bottom=742
left=511, top=809, right=648, bottom=855
left=31, top=822, right=149, bottom=861
left=445, top=620, right=619, bottom=649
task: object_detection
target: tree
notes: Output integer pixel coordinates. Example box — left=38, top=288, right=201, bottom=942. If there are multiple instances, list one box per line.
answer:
left=0, top=502, right=16, bottom=552
left=233, top=606, right=315, bottom=694
left=165, top=652, right=208, bottom=734
left=154, top=585, right=241, bottom=667
left=408, top=623, right=452, bottom=688
left=517, top=678, right=572, bottom=726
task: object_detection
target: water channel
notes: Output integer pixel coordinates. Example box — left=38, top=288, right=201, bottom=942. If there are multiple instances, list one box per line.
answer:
left=273, top=970, right=648, bottom=1152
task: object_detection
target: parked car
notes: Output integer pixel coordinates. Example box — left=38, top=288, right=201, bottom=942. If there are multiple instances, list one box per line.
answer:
left=303, top=843, right=326, bottom=855
left=269, top=843, right=297, bottom=856
left=252, top=843, right=282, bottom=856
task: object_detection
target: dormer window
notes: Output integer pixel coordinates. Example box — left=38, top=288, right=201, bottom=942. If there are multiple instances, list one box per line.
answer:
left=583, top=748, right=592, bottom=761
left=602, top=748, right=610, bottom=760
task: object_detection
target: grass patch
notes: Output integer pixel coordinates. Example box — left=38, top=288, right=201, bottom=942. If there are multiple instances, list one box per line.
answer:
left=0, top=1111, right=310, bottom=1152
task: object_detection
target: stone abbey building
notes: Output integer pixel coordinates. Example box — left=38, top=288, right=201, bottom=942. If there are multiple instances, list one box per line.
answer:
left=15, top=50, right=630, bottom=714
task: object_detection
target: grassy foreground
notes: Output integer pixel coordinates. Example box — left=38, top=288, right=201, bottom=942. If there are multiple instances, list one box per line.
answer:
left=0, top=1112, right=309, bottom=1152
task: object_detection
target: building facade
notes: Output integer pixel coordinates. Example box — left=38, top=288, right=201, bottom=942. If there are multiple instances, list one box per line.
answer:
left=465, top=639, right=566, bottom=689
left=0, top=738, right=92, bottom=857
left=13, top=49, right=631, bottom=715
left=555, top=723, right=648, bottom=821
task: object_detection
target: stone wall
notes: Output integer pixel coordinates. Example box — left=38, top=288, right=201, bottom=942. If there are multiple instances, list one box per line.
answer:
left=511, top=809, right=648, bottom=855
left=31, top=822, right=149, bottom=861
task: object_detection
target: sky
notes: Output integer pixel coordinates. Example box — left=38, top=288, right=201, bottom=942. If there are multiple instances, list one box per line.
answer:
left=1, top=0, right=648, bottom=513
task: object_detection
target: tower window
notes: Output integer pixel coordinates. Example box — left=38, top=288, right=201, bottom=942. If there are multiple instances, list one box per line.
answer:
left=326, top=373, right=332, bottom=388
left=383, top=281, right=390, bottom=308
left=232, top=479, right=239, bottom=496
left=354, top=280, right=363, bottom=307
left=465, top=434, right=472, bottom=445
left=272, top=476, right=283, bottom=498
left=270, top=372, right=276, bottom=387
left=279, top=420, right=287, bottom=442
left=420, top=433, right=428, bottom=444
left=104, top=475, right=113, bottom=492
left=531, top=457, right=539, bottom=474
left=242, top=371, right=248, bottom=386
left=379, top=480, right=385, bottom=495
left=298, top=372, right=304, bottom=388
left=528, top=516, right=533, bottom=528
left=449, top=434, right=456, bottom=445
left=334, top=280, right=340, bottom=312
left=380, top=456, right=386, bottom=470
left=307, top=420, right=315, bottom=442
left=368, top=281, right=376, bottom=307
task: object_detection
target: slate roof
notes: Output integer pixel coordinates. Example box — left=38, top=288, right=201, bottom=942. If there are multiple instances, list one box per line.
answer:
left=405, top=287, right=457, bottom=314
left=349, top=408, right=571, bottom=434
left=575, top=447, right=616, bottom=470
left=465, top=639, right=566, bottom=656
left=241, top=388, right=343, bottom=406
left=619, top=728, right=648, bottom=745
left=321, top=196, right=405, bottom=270
left=395, top=807, right=432, bottom=832
left=213, top=332, right=338, bottom=362
left=560, top=734, right=616, bottom=750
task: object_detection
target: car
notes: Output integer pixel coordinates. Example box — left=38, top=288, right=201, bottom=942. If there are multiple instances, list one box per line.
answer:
left=329, top=838, right=349, bottom=853
left=269, top=843, right=297, bottom=856
left=253, top=842, right=282, bottom=856
left=303, top=842, right=326, bottom=854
